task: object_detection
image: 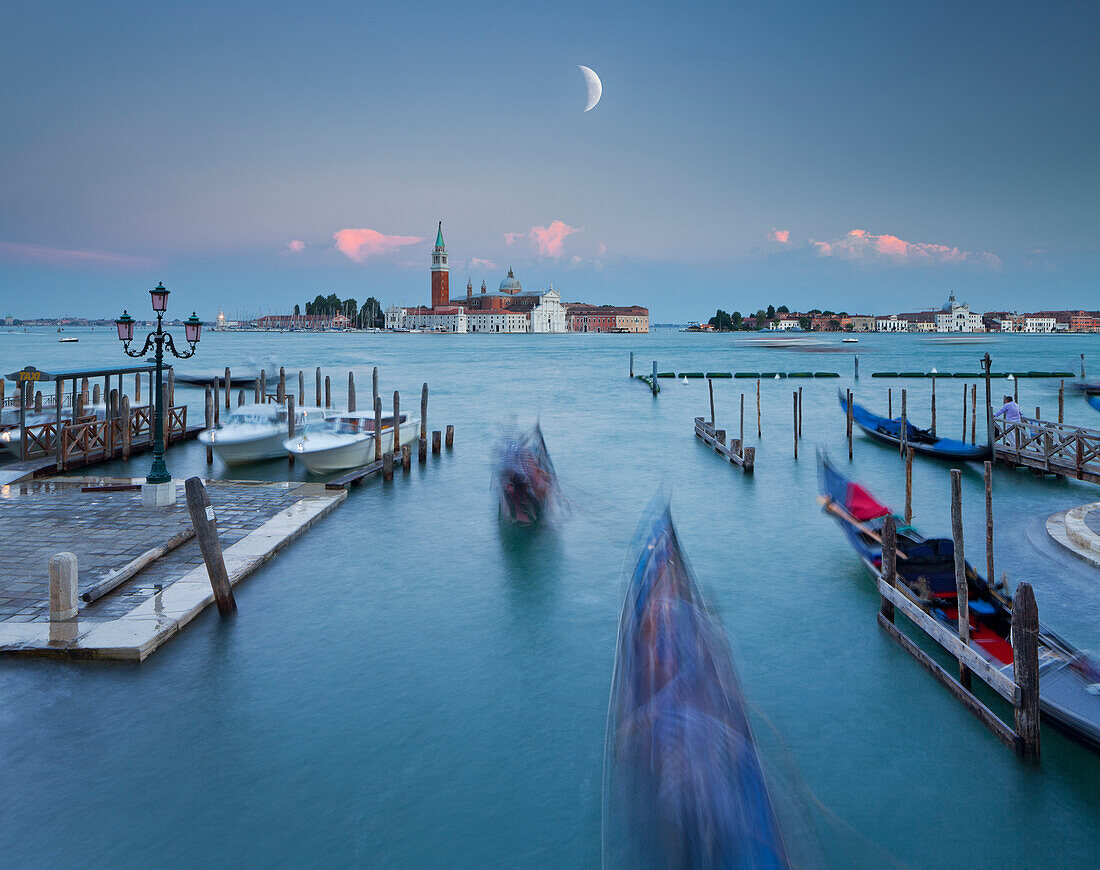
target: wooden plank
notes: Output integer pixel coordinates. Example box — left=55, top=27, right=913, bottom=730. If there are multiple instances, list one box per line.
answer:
left=325, top=459, right=385, bottom=489
left=878, top=613, right=1017, bottom=751
left=876, top=577, right=1019, bottom=704
left=81, top=528, right=196, bottom=604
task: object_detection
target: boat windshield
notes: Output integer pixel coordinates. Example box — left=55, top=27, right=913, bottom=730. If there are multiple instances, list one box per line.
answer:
left=223, top=411, right=278, bottom=427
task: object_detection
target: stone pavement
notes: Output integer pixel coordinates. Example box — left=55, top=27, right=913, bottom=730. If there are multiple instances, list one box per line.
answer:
left=1046, top=502, right=1100, bottom=570
left=0, top=477, right=345, bottom=659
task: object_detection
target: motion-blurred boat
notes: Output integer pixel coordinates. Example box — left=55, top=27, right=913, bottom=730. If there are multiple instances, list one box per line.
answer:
left=198, top=403, right=330, bottom=465
left=842, top=337, right=858, bottom=343
left=839, top=390, right=989, bottom=460
left=284, top=411, right=419, bottom=474
left=818, top=455, right=1100, bottom=752
left=603, top=501, right=791, bottom=869
left=495, top=423, right=555, bottom=525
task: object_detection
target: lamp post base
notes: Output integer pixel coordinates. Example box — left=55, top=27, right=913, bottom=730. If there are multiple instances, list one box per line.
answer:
left=142, top=480, right=177, bottom=507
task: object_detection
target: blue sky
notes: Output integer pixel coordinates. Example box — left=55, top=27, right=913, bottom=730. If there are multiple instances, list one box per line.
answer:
left=1, top=0, right=1097, bottom=320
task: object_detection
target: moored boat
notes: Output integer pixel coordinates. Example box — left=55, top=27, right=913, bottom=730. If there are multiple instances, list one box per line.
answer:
left=284, top=411, right=420, bottom=473
left=818, top=455, right=1100, bottom=752
left=495, top=423, right=556, bottom=525
left=840, top=390, right=989, bottom=460
left=198, top=404, right=330, bottom=465
left=603, top=500, right=791, bottom=869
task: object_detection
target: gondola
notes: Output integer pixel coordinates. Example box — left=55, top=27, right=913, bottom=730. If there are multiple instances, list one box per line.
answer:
left=1087, top=394, right=1100, bottom=414
left=818, top=455, right=1100, bottom=752
left=603, top=501, right=791, bottom=869
left=839, top=390, right=989, bottom=460
left=495, top=423, right=556, bottom=526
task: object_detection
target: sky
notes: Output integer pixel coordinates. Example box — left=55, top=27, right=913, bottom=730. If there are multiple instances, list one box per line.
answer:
left=1, top=0, right=1097, bottom=320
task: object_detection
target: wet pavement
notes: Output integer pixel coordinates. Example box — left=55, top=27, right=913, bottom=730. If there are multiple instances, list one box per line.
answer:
left=0, top=477, right=345, bottom=658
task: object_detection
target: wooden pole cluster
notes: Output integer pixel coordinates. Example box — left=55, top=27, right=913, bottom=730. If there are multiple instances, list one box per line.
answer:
left=184, top=477, right=237, bottom=616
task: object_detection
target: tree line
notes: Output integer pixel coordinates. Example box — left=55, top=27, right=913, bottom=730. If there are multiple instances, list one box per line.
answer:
left=707, top=305, right=854, bottom=332
left=294, top=294, right=384, bottom=328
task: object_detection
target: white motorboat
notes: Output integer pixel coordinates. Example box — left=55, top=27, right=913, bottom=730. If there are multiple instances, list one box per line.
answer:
left=842, top=337, right=859, bottom=343
left=198, top=403, right=330, bottom=465
left=284, top=412, right=421, bottom=474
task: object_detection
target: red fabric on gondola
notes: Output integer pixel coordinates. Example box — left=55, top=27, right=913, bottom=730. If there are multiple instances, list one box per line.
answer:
left=845, top=482, right=891, bottom=521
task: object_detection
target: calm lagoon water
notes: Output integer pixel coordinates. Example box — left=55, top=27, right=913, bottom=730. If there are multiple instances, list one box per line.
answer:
left=2, top=327, right=1100, bottom=868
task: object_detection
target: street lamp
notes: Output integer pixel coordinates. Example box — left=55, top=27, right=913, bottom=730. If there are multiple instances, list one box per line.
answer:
left=115, top=283, right=201, bottom=505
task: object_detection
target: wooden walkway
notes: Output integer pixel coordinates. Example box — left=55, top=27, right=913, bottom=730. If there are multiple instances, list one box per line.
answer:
left=994, top=417, right=1100, bottom=484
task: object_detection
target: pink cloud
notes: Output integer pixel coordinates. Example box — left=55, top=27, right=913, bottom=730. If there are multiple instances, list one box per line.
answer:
left=503, top=232, right=524, bottom=246
left=467, top=257, right=498, bottom=270
left=808, top=229, right=1000, bottom=268
left=597, top=241, right=607, bottom=255
left=767, top=228, right=791, bottom=243
left=284, top=240, right=305, bottom=254
left=0, top=242, right=159, bottom=269
left=333, top=228, right=424, bottom=263
left=529, top=220, right=582, bottom=257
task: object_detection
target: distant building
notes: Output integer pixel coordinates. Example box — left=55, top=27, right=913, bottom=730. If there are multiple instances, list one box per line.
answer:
left=876, top=315, right=909, bottom=332
left=934, top=292, right=984, bottom=332
left=565, top=304, right=649, bottom=333
left=253, top=313, right=350, bottom=330
left=1021, top=314, right=1057, bottom=333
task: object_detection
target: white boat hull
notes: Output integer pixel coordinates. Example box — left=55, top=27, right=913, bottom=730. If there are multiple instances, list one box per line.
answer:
left=199, top=428, right=290, bottom=465
left=287, top=419, right=421, bottom=474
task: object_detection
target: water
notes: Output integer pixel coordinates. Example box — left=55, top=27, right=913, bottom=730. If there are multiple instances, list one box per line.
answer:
left=2, top=328, right=1100, bottom=868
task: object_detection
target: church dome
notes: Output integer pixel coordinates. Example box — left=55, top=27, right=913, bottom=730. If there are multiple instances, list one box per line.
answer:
left=941, top=291, right=957, bottom=312
left=499, top=267, right=522, bottom=294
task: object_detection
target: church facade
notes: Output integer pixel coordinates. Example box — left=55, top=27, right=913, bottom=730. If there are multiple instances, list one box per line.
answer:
left=386, top=223, right=569, bottom=333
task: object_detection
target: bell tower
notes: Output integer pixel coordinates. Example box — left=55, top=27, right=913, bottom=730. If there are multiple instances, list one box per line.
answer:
left=431, top=221, right=449, bottom=308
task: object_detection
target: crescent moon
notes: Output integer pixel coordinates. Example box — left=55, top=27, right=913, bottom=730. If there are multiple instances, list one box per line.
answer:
left=578, top=65, right=602, bottom=112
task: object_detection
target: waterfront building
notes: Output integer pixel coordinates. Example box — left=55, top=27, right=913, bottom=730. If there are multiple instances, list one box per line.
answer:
left=876, top=314, right=910, bottom=332
left=253, top=313, right=351, bottom=330
left=775, top=316, right=803, bottom=331
left=934, top=292, right=984, bottom=332
left=564, top=304, right=649, bottom=333
left=1022, top=314, right=1057, bottom=333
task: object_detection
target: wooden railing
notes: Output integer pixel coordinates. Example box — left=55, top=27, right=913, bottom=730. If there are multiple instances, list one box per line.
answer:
left=53, top=405, right=188, bottom=469
left=61, top=419, right=109, bottom=467
left=994, top=417, right=1100, bottom=482
left=22, top=421, right=59, bottom=459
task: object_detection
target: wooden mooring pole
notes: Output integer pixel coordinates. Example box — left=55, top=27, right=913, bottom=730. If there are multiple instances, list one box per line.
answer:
left=184, top=477, right=237, bottom=616
left=971, top=384, right=977, bottom=445
left=225, top=367, right=232, bottom=408
left=900, top=389, right=907, bottom=456
left=204, top=385, right=213, bottom=464
left=951, top=469, right=971, bottom=690
left=278, top=367, right=286, bottom=404
left=287, top=396, right=295, bottom=465
left=347, top=372, right=356, bottom=412
left=878, top=514, right=897, bottom=622
left=962, top=384, right=967, bottom=441
left=629, top=351, right=634, bottom=378
left=238, top=389, right=245, bottom=408
left=651, top=360, right=658, bottom=396
left=419, top=383, right=428, bottom=462
left=260, top=369, right=266, bottom=403
left=931, top=373, right=937, bottom=436
left=393, top=391, right=401, bottom=453
left=374, top=397, right=383, bottom=462
left=254, top=374, right=261, bottom=404
left=1058, top=381, right=1064, bottom=424
left=905, top=446, right=913, bottom=524
left=756, top=379, right=761, bottom=438
left=739, top=393, right=745, bottom=452
left=325, top=376, right=332, bottom=409
left=846, top=389, right=853, bottom=461
left=298, top=370, right=305, bottom=406
left=121, top=395, right=131, bottom=461
left=213, top=378, right=220, bottom=425
left=382, top=451, right=393, bottom=481
left=984, top=461, right=994, bottom=583
left=445, top=425, right=454, bottom=449
left=708, top=379, right=715, bottom=425
left=432, top=430, right=442, bottom=454
left=798, top=386, right=803, bottom=440
left=982, top=353, right=994, bottom=458
left=1012, top=582, right=1041, bottom=759
left=315, top=367, right=322, bottom=406
left=888, top=387, right=893, bottom=420
left=792, top=392, right=798, bottom=459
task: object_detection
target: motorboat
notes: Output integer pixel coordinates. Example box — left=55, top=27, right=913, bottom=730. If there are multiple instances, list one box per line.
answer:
left=198, top=403, right=330, bottom=465
left=842, top=337, right=859, bottom=343
left=284, top=411, right=420, bottom=474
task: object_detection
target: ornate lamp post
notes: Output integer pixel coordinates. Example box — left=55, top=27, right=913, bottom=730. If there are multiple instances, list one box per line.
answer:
left=115, top=282, right=202, bottom=506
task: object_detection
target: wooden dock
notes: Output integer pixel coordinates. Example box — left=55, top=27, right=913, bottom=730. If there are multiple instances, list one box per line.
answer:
left=993, top=417, right=1100, bottom=484
left=693, top=417, right=755, bottom=473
